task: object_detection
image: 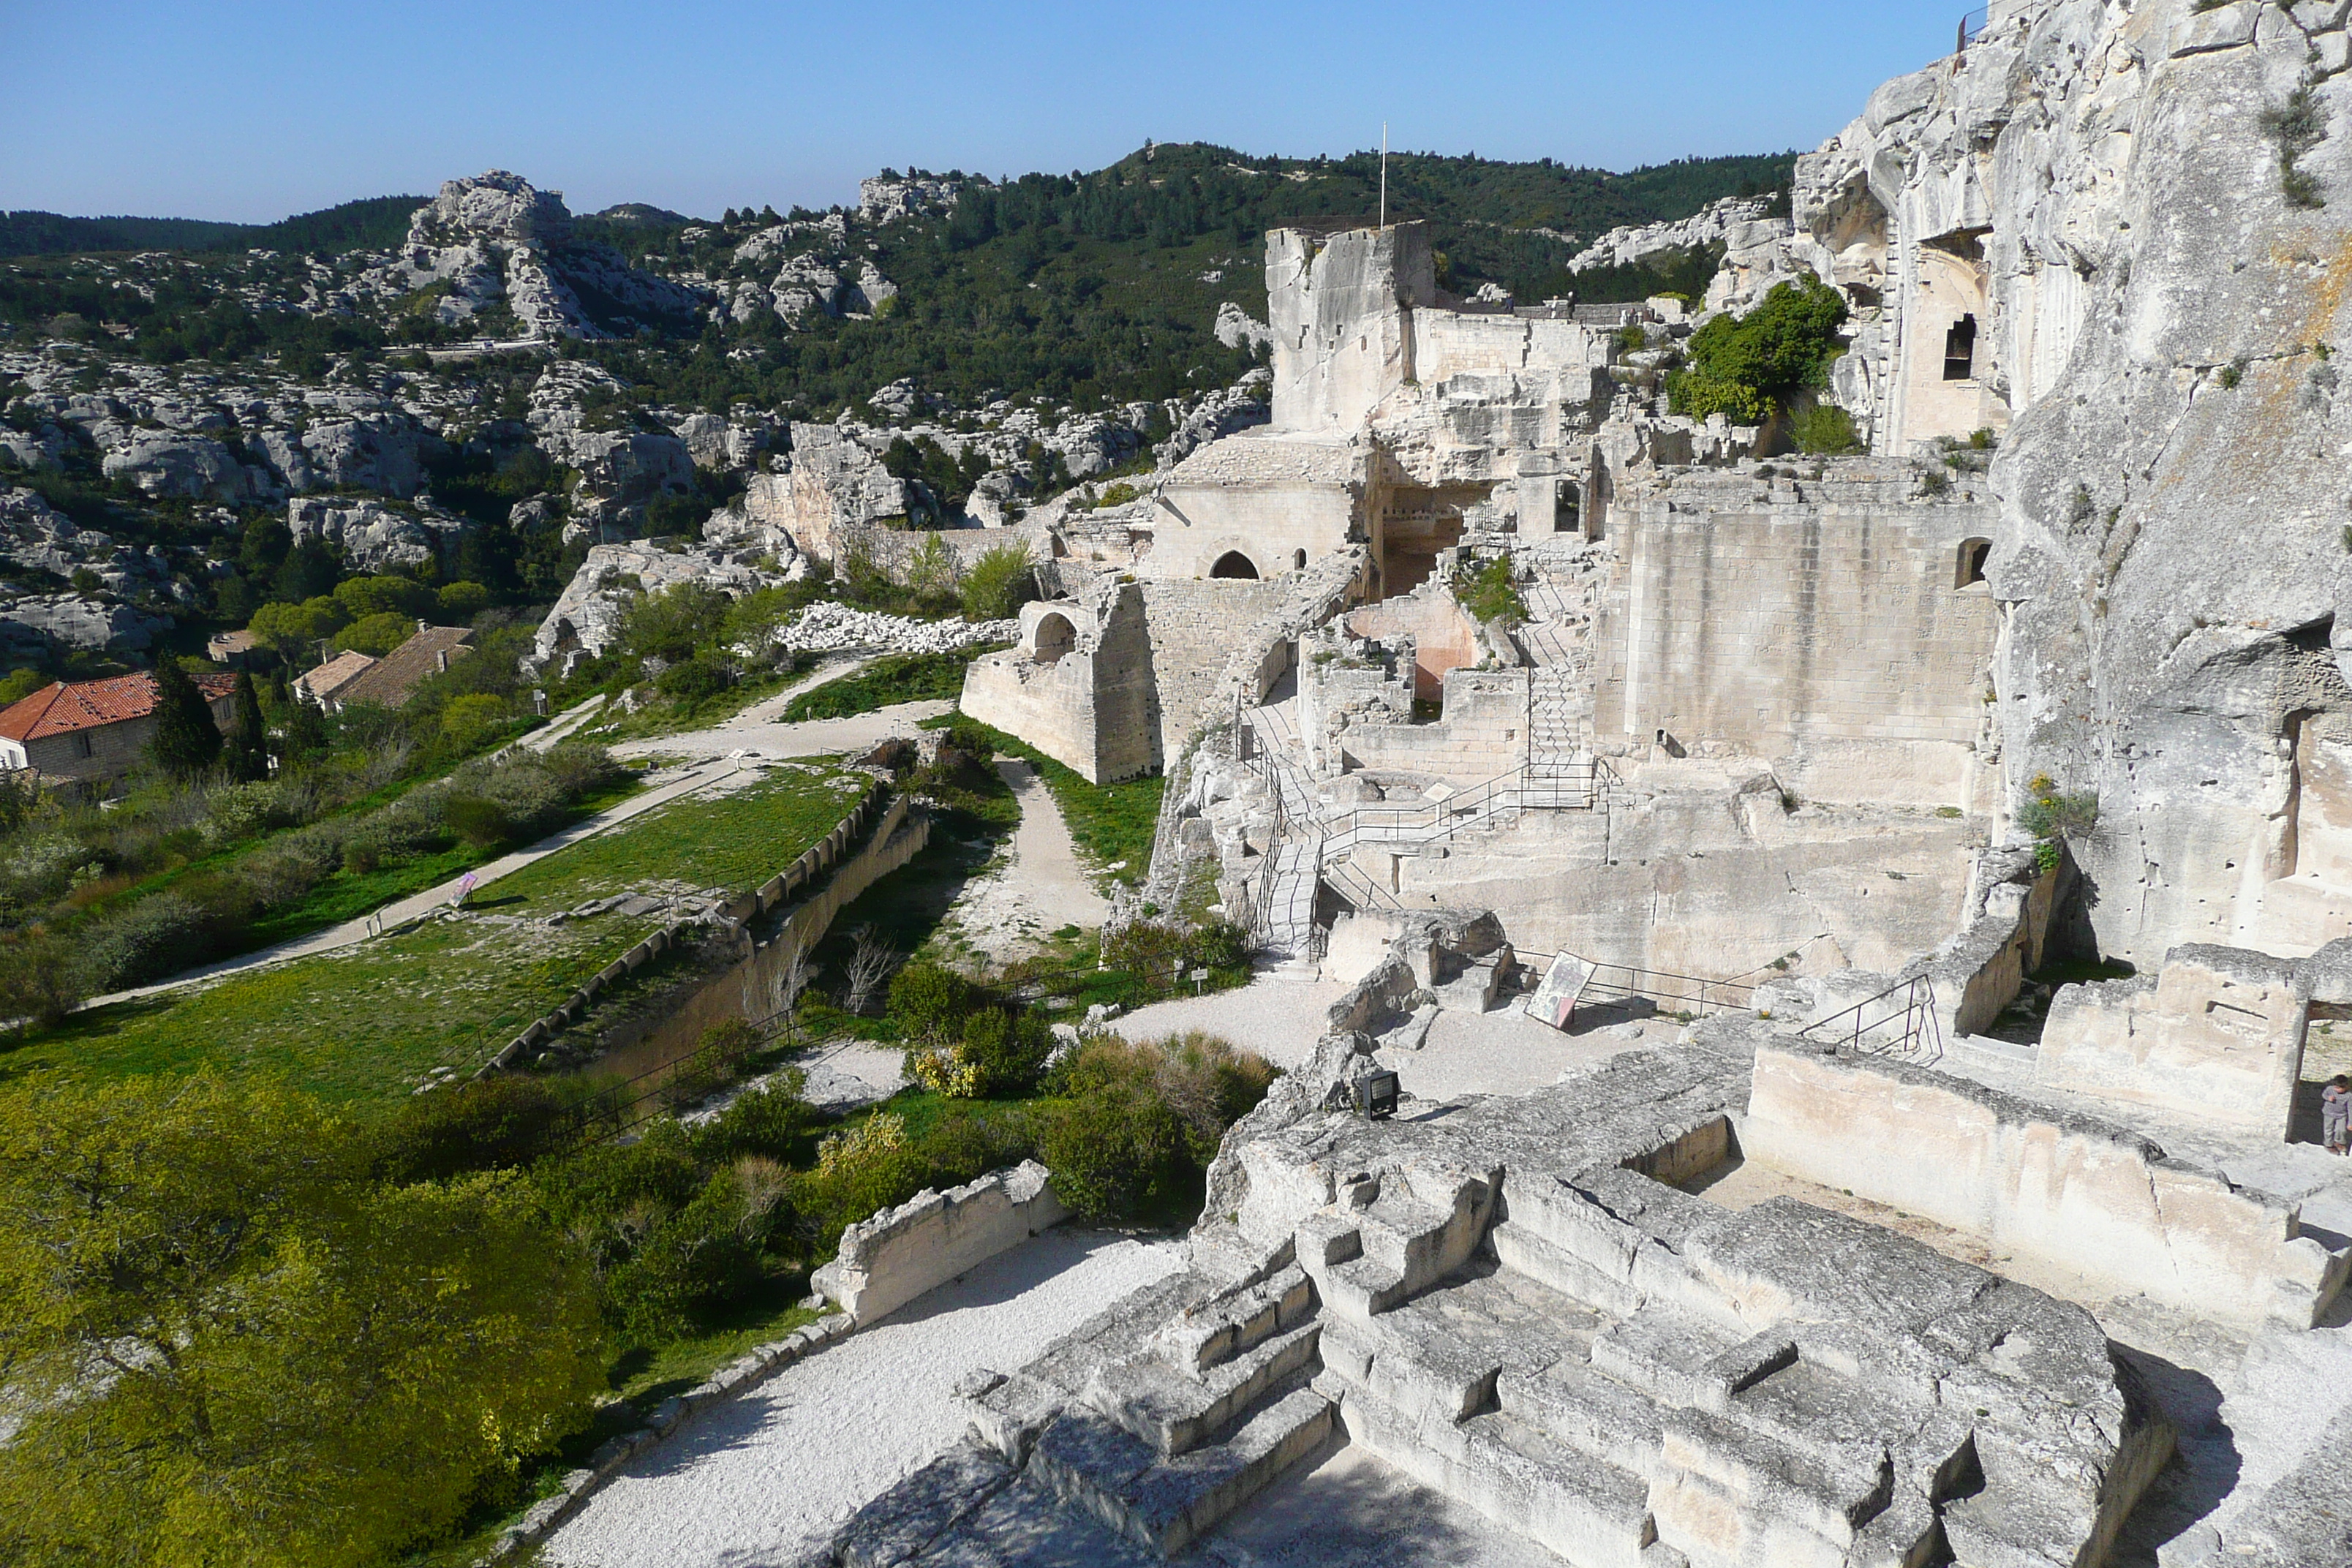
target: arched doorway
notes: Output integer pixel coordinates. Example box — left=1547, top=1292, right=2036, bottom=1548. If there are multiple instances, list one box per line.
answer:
left=1030, top=612, right=1077, bottom=666
left=1292, top=549, right=1308, bottom=571
left=1955, top=538, right=1991, bottom=589
left=1210, top=551, right=1260, bottom=580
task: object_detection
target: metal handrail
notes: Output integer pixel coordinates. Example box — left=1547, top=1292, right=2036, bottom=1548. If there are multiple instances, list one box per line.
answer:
left=1959, top=5, right=1989, bottom=48
left=1798, top=974, right=1944, bottom=1064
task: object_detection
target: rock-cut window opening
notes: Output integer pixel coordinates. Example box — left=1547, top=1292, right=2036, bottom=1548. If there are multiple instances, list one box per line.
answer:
left=1944, top=314, right=1978, bottom=381
left=1211, top=551, right=1261, bottom=580
left=1293, top=549, right=1308, bottom=571
left=1956, top=538, right=1992, bottom=589
left=1031, top=612, right=1077, bottom=666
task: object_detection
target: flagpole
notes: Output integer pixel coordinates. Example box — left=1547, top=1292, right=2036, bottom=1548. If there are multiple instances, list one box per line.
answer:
left=1379, top=122, right=1388, bottom=228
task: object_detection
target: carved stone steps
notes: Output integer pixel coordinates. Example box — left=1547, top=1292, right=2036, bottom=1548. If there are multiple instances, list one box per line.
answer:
left=1027, top=1382, right=1335, bottom=1557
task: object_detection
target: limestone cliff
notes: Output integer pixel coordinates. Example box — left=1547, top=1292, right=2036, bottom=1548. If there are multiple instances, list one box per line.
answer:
left=1769, top=0, right=2352, bottom=964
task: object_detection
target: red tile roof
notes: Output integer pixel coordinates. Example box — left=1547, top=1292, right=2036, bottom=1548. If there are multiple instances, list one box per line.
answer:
left=0, top=671, right=238, bottom=742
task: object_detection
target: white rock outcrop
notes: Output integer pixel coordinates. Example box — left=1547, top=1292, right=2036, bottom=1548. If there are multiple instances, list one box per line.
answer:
left=287, top=495, right=471, bottom=573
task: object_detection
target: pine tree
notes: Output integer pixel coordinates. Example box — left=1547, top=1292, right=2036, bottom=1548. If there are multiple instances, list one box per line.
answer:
left=222, top=671, right=268, bottom=782
left=148, top=658, right=222, bottom=779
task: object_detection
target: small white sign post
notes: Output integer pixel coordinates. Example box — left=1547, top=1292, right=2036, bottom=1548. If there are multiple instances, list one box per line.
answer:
left=1525, top=952, right=1595, bottom=1032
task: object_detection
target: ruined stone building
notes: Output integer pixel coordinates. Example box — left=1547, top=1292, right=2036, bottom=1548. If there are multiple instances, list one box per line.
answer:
left=802, top=2, right=2352, bottom=1564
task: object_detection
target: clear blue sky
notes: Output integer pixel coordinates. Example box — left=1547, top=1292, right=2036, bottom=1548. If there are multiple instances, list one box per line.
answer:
left=4, top=1, right=1967, bottom=223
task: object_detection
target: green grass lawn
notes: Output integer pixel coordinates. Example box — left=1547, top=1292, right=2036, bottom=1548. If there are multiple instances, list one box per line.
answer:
left=783, top=647, right=1004, bottom=722
left=2, top=767, right=869, bottom=1099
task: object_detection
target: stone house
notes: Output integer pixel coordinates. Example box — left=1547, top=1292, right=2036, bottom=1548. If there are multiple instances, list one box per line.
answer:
left=0, top=671, right=240, bottom=787
left=292, top=649, right=377, bottom=708
left=322, top=624, right=474, bottom=712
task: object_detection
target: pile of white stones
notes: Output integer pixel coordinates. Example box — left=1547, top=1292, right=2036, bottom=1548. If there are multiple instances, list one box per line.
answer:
left=768, top=601, right=1017, bottom=657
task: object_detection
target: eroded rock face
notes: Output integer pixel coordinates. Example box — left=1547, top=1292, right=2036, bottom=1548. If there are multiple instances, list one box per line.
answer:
left=286, top=495, right=470, bottom=574
left=524, top=540, right=790, bottom=674
left=1734, top=0, right=2352, bottom=965
left=372, top=171, right=709, bottom=340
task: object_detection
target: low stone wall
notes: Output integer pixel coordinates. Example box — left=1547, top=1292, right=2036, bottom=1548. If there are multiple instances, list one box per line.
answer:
left=608, top=790, right=930, bottom=1071
left=1743, top=1042, right=2348, bottom=1329
left=2038, top=944, right=2307, bottom=1136
left=813, top=1161, right=1070, bottom=1325
left=480, top=778, right=894, bottom=1074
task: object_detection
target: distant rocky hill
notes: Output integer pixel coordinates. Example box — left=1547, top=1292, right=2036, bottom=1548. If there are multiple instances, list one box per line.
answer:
left=0, top=146, right=1788, bottom=673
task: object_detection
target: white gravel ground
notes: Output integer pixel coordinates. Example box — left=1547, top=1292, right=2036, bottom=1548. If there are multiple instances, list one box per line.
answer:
left=542, top=1229, right=1184, bottom=1568
left=1104, top=977, right=1346, bottom=1071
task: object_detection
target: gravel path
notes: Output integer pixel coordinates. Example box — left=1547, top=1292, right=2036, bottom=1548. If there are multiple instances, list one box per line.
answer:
left=1108, top=978, right=1348, bottom=1070
left=938, top=758, right=1112, bottom=962
left=543, top=1229, right=1185, bottom=1568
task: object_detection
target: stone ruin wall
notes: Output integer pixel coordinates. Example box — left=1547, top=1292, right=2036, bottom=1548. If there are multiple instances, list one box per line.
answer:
left=1743, top=1041, right=2348, bottom=1330
left=1594, top=484, right=2002, bottom=808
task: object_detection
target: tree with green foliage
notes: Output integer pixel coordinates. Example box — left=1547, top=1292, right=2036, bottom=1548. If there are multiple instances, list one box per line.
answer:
left=0, top=1071, right=607, bottom=1568
left=437, top=578, right=493, bottom=620
left=621, top=580, right=734, bottom=664
left=222, top=670, right=269, bottom=782
left=247, top=595, right=347, bottom=660
left=1668, top=276, right=1850, bottom=425
left=332, top=573, right=437, bottom=620
left=333, top=609, right=416, bottom=656
left=146, top=658, right=222, bottom=778
left=1790, top=402, right=1865, bottom=455
left=960, top=543, right=1036, bottom=622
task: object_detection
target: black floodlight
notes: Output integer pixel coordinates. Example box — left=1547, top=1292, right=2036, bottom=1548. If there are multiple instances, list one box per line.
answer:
left=1354, top=1069, right=1400, bottom=1120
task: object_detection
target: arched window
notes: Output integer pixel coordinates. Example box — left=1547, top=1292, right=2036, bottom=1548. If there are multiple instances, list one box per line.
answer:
left=1030, top=612, right=1077, bottom=666
left=1210, top=551, right=1260, bottom=580
left=1292, top=549, right=1308, bottom=571
left=1956, top=538, right=1992, bottom=589
left=1943, top=314, right=1978, bottom=381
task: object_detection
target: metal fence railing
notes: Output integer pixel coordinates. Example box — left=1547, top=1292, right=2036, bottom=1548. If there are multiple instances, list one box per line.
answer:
left=1516, top=951, right=1757, bottom=1022
left=1798, top=975, right=1945, bottom=1065
left=1959, top=6, right=1990, bottom=48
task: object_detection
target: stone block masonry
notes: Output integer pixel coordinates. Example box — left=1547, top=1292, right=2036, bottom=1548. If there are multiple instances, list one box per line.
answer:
left=1597, top=496, right=1998, bottom=805
left=1743, top=1041, right=2349, bottom=1330
left=813, top=1161, right=1071, bottom=1324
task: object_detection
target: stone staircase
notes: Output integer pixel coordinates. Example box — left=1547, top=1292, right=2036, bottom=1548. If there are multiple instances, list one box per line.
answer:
left=1306, top=1157, right=2093, bottom=1568
left=1529, top=663, right=1586, bottom=767
left=968, top=1263, right=1337, bottom=1558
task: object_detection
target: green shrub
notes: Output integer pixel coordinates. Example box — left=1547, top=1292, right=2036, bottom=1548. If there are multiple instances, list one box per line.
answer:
left=1041, top=1082, right=1186, bottom=1222
left=687, top=1070, right=813, bottom=1164
left=955, top=1006, right=1055, bottom=1097
left=960, top=543, right=1036, bottom=622
left=442, top=795, right=515, bottom=851
left=1789, top=403, right=1863, bottom=455
left=622, top=581, right=734, bottom=664
left=2017, top=791, right=2098, bottom=843
left=0, top=929, right=84, bottom=1030
left=372, top=1075, right=580, bottom=1183
left=440, top=691, right=513, bottom=752
left=1453, top=555, right=1528, bottom=627
left=1193, top=918, right=1253, bottom=970
left=655, top=654, right=734, bottom=702
left=1094, top=480, right=1140, bottom=509
left=603, top=1169, right=765, bottom=1343
left=1041, top=1033, right=1275, bottom=1221
left=80, top=882, right=252, bottom=991
left=889, top=961, right=976, bottom=1043
left=1667, top=276, right=1848, bottom=424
